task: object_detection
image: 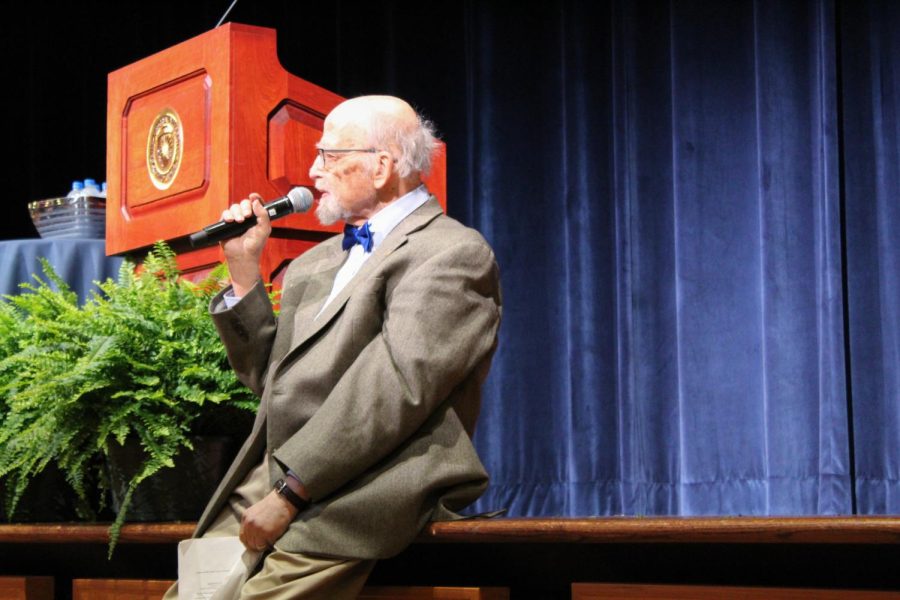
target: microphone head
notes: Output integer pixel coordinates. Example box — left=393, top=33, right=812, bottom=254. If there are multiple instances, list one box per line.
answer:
left=286, top=187, right=314, bottom=214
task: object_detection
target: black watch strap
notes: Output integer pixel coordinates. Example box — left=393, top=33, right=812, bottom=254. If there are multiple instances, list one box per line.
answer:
left=274, top=478, right=309, bottom=511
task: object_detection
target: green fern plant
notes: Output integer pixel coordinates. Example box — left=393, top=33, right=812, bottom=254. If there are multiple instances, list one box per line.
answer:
left=0, top=241, right=258, bottom=555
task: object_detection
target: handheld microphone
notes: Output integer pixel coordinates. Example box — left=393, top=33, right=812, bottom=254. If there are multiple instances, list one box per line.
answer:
left=189, top=187, right=314, bottom=248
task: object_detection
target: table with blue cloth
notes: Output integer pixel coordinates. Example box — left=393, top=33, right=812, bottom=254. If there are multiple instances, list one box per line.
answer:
left=0, top=238, right=125, bottom=303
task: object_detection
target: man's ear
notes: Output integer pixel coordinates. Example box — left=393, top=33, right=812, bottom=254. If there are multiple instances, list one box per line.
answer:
left=372, top=150, right=395, bottom=190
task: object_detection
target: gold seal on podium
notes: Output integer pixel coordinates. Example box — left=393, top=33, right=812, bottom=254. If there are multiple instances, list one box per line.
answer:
left=146, top=108, right=183, bottom=190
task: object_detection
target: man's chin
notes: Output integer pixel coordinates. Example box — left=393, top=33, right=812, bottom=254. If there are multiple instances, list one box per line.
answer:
left=315, top=210, right=339, bottom=226
left=315, top=200, right=343, bottom=226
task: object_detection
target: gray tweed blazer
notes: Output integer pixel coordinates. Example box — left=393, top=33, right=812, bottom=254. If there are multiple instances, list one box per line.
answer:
left=195, top=197, right=502, bottom=559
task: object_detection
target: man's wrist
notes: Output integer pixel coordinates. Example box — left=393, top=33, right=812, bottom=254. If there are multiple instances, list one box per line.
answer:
left=273, top=478, right=309, bottom=511
left=283, top=471, right=309, bottom=499
left=231, top=275, right=261, bottom=298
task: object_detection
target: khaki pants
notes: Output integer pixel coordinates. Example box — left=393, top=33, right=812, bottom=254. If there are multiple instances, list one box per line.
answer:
left=163, top=458, right=375, bottom=600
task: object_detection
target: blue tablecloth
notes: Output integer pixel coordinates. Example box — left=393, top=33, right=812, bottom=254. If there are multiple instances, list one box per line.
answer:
left=0, top=239, right=125, bottom=303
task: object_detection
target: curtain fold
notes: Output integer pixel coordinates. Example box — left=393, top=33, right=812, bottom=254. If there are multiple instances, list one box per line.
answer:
left=840, top=0, right=900, bottom=514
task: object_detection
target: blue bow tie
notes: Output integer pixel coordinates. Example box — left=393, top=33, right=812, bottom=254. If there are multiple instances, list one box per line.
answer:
left=342, top=221, right=374, bottom=252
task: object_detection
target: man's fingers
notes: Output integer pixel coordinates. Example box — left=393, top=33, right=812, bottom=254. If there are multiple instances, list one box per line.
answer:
left=250, top=199, right=272, bottom=231
left=221, top=197, right=261, bottom=223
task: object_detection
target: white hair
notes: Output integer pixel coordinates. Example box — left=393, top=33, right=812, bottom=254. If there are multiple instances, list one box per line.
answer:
left=369, top=111, right=441, bottom=178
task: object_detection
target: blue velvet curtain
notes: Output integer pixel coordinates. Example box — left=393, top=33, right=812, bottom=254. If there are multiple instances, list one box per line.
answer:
left=454, top=0, right=899, bottom=517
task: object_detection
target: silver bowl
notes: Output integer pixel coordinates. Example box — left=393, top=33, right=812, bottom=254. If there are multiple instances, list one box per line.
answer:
left=28, top=196, right=106, bottom=239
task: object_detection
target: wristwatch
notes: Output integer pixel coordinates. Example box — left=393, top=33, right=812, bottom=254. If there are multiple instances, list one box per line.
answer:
left=273, top=478, right=309, bottom=511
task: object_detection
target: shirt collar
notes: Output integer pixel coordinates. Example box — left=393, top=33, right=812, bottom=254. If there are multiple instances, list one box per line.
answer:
left=362, top=185, right=431, bottom=251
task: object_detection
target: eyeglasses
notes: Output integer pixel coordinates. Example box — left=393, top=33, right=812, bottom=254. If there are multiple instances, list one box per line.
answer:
left=316, top=148, right=378, bottom=168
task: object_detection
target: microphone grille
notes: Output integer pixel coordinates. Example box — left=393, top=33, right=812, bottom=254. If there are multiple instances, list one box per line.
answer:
left=286, top=187, right=314, bottom=213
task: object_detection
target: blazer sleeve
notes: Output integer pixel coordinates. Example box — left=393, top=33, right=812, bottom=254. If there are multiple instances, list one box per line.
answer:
left=271, top=239, right=501, bottom=501
left=209, top=279, right=278, bottom=397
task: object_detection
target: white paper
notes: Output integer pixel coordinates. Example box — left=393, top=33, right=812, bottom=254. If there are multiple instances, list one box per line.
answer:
left=178, top=537, right=262, bottom=600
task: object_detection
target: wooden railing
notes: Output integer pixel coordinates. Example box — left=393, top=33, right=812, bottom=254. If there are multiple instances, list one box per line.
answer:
left=2, top=516, right=900, bottom=545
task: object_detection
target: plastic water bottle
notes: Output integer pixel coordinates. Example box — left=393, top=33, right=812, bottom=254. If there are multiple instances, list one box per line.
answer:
left=82, top=178, right=101, bottom=197
left=66, top=180, right=85, bottom=198
left=99, top=181, right=107, bottom=198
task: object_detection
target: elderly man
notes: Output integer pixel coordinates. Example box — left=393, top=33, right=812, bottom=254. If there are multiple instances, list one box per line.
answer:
left=166, top=95, right=501, bottom=599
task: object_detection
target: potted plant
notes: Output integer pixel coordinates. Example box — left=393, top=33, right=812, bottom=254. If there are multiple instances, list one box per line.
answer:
left=0, top=242, right=258, bottom=554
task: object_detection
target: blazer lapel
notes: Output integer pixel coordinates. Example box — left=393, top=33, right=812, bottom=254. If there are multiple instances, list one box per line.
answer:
left=286, top=197, right=444, bottom=355
left=289, top=241, right=346, bottom=342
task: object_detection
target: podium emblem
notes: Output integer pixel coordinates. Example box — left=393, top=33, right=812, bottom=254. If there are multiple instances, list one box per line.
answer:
left=146, top=108, right=183, bottom=190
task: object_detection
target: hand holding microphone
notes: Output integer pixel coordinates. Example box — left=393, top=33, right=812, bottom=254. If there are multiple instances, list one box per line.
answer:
left=189, top=187, right=314, bottom=297
left=189, top=186, right=314, bottom=248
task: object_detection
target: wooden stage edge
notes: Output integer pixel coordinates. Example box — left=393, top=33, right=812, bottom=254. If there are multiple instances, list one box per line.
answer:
left=1, top=516, right=899, bottom=545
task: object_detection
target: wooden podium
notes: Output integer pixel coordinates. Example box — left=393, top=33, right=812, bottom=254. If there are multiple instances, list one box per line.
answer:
left=105, top=23, right=446, bottom=283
